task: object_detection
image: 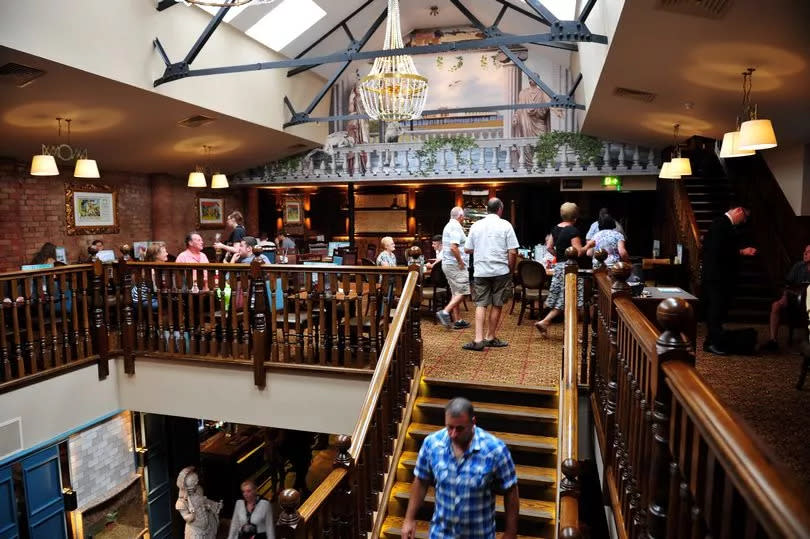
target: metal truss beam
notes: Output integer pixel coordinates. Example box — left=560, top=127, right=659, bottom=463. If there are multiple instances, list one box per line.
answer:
left=523, top=0, right=559, bottom=24
left=578, top=0, right=598, bottom=23
left=153, top=28, right=606, bottom=86
left=156, top=0, right=178, bottom=11
left=287, top=8, right=388, bottom=121
left=282, top=100, right=583, bottom=128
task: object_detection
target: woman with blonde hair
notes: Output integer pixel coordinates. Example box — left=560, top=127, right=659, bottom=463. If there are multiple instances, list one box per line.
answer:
left=535, top=202, right=585, bottom=337
left=376, top=236, right=397, bottom=266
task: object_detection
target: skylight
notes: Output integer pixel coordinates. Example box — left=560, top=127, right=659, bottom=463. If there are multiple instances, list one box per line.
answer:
left=519, top=0, right=576, bottom=21
left=245, top=0, right=326, bottom=52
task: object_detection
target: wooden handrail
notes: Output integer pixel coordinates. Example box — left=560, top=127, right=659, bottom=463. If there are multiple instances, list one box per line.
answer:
left=558, top=258, right=580, bottom=537
left=0, top=263, right=93, bottom=280
left=662, top=361, right=810, bottom=537
left=349, top=270, right=418, bottom=458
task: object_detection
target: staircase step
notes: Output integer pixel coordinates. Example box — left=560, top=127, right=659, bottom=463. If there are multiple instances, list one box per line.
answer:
left=416, top=397, right=558, bottom=422
left=423, top=377, right=556, bottom=395
left=408, top=424, right=557, bottom=453
left=399, top=451, right=557, bottom=487
left=391, top=482, right=556, bottom=522
left=381, top=516, right=547, bottom=538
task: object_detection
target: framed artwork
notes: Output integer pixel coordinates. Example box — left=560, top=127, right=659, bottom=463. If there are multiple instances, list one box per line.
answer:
left=65, top=182, right=119, bottom=235
left=197, top=196, right=225, bottom=229
left=355, top=210, right=408, bottom=234
left=284, top=200, right=302, bottom=224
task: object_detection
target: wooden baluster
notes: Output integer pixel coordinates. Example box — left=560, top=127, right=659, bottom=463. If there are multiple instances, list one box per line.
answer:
left=35, top=275, right=52, bottom=371
left=294, top=274, right=304, bottom=363
left=229, top=270, right=239, bottom=359
left=329, top=273, right=339, bottom=364
left=590, top=251, right=607, bottom=390
left=156, top=269, right=167, bottom=353
left=341, top=272, right=351, bottom=367
left=0, top=295, right=9, bottom=380
left=216, top=270, right=227, bottom=357
left=57, top=274, right=71, bottom=363
left=146, top=268, right=156, bottom=352
left=318, top=272, right=327, bottom=365
left=332, top=435, right=353, bottom=536
left=22, top=277, right=37, bottom=374
left=304, top=272, right=315, bottom=363
left=368, top=274, right=378, bottom=364
left=354, top=273, right=366, bottom=366
left=241, top=271, right=250, bottom=360
left=606, top=262, right=631, bottom=479
left=73, top=273, right=86, bottom=359
left=250, top=258, right=267, bottom=388
left=268, top=271, right=279, bottom=362
left=275, top=489, right=302, bottom=539
left=92, top=261, right=108, bottom=378
left=209, top=271, right=219, bottom=357
left=646, top=298, right=695, bottom=539
left=379, top=274, right=391, bottom=344
left=281, top=272, right=291, bottom=362
left=559, top=458, right=581, bottom=538
left=134, top=268, right=146, bottom=352
left=120, top=258, right=135, bottom=374
left=180, top=269, right=191, bottom=355
left=188, top=268, right=198, bottom=355
left=580, top=270, right=591, bottom=385
left=10, top=280, right=24, bottom=376
left=196, top=274, right=207, bottom=356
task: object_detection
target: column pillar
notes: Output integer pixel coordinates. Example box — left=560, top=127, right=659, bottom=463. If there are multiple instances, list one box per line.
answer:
left=247, top=187, right=259, bottom=235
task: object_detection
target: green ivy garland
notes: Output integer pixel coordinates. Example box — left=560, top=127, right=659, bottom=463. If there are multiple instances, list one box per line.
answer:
left=274, top=155, right=303, bottom=174
left=415, top=135, right=477, bottom=176
left=534, top=132, right=603, bottom=167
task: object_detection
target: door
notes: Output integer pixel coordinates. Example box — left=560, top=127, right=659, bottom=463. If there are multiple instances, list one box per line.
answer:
left=0, top=466, right=19, bottom=539
left=142, top=414, right=173, bottom=539
left=21, top=447, right=66, bottom=539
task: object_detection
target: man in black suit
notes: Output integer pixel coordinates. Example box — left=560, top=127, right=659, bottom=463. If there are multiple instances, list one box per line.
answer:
left=701, top=205, right=757, bottom=355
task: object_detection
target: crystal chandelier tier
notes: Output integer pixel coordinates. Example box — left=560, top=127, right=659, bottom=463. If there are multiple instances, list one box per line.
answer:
left=358, top=0, right=428, bottom=121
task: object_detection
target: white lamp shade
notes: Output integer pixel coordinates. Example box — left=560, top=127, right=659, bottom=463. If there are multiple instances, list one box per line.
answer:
left=738, top=119, right=777, bottom=150
left=30, top=154, right=59, bottom=176
left=719, top=131, right=755, bottom=158
left=74, top=159, right=100, bottom=178
left=211, top=173, right=229, bottom=189
left=658, top=161, right=681, bottom=179
left=670, top=157, right=692, bottom=176
left=187, top=171, right=207, bottom=187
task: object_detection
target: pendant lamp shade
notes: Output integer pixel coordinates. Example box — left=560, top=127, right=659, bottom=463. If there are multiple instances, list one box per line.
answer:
left=30, top=154, right=59, bottom=176
left=719, top=131, right=755, bottom=158
left=670, top=157, right=692, bottom=176
left=738, top=119, right=777, bottom=150
left=211, top=173, right=229, bottom=189
left=74, top=159, right=100, bottom=178
left=187, top=171, right=207, bottom=187
left=658, top=161, right=681, bottom=179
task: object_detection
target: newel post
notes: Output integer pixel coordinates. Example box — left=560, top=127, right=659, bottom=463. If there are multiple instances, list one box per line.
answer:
left=92, top=259, right=109, bottom=379
left=605, top=261, right=631, bottom=471
left=250, top=255, right=268, bottom=388
left=646, top=298, right=694, bottom=539
left=407, top=248, right=423, bottom=369
left=560, top=458, right=582, bottom=539
left=275, top=489, right=303, bottom=539
left=119, top=245, right=136, bottom=374
left=332, top=435, right=355, bottom=536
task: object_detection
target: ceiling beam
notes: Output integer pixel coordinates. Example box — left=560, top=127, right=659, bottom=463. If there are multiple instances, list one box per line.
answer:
left=156, top=0, right=178, bottom=11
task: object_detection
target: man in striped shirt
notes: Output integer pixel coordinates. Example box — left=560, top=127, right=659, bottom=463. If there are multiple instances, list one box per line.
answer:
left=402, top=397, right=519, bottom=538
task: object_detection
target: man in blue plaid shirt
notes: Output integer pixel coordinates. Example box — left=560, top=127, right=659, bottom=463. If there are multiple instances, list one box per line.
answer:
left=402, top=398, right=519, bottom=538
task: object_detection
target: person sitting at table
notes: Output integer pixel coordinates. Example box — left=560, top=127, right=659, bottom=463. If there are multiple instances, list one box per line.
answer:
left=584, top=214, right=629, bottom=269
left=425, top=234, right=443, bottom=271
left=31, top=242, right=58, bottom=265
left=535, top=202, right=586, bottom=338
left=228, top=237, right=271, bottom=265
left=376, top=236, right=397, bottom=266
left=586, top=207, right=623, bottom=241
left=763, top=244, right=810, bottom=351
left=276, top=231, right=296, bottom=251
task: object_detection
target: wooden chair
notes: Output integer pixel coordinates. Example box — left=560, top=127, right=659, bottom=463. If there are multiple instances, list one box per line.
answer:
left=337, top=247, right=357, bottom=266
left=795, top=284, right=809, bottom=389
left=360, top=257, right=376, bottom=267
left=786, top=282, right=810, bottom=345
left=366, top=244, right=377, bottom=260
left=422, top=260, right=448, bottom=322
left=516, top=260, right=546, bottom=325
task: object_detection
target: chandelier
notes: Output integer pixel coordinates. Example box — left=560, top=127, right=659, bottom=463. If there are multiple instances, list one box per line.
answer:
left=30, top=117, right=100, bottom=178
left=358, top=0, right=428, bottom=121
left=658, top=123, right=691, bottom=179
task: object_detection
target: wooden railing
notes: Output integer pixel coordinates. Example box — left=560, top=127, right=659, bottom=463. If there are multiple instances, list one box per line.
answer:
left=558, top=253, right=582, bottom=537
left=273, top=270, right=422, bottom=537
left=0, top=258, right=421, bottom=392
left=659, top=178, right=702, bottom=294
left=592, top=263, right=810, bottom=538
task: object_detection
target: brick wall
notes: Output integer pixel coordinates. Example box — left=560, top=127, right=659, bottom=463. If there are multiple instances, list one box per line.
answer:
left=0, top=161, right=246, bottom=272
left=68, top=412, right=137, bottom=510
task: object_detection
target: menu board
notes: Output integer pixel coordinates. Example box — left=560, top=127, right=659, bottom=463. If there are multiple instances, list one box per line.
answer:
left=355, top=210, right=408, bottom=233
left=355, top=193, right=408, bottom=209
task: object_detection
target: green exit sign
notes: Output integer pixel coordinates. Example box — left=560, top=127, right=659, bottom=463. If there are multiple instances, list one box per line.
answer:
left=602, top=176, right=622, bottom=191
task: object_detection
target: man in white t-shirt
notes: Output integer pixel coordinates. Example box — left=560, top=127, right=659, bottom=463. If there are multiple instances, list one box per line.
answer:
left=436, top=207, right=471, bottom=330
left=462, top=198, right=519, bottom=351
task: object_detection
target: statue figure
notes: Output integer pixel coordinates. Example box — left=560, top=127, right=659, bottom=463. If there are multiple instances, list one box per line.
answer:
left=346, top=81, right=369, bottom=174
left=512, top=80, right=551, bottom=167
left=175, top=466, right=222, bottom=539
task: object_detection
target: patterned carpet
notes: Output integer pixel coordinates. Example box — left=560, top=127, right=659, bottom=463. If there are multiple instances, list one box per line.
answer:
left=420, top=309, right=810, bottom=494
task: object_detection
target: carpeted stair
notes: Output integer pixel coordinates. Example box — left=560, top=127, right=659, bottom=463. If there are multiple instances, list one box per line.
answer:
left=381, top=377, right=558, bottom=538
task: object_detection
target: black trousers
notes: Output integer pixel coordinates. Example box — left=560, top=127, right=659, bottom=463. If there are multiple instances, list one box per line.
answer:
left=704, top=280, right=732, bottom=345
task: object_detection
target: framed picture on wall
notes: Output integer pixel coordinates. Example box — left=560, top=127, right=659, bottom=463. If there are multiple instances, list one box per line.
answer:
left=65, top=182, right=119, bottom=235
left=197, top=196, right=225, bottom=229
left=284, top=200, right=302, bottom=224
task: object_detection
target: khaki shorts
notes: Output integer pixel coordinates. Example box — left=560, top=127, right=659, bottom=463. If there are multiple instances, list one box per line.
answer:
left=472, top=273, right=513, bottom=307
left=443, top=263, right=470, bottom=296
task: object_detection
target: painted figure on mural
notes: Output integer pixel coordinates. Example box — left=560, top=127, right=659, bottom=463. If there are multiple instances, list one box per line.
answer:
left=175, top=466, right=222, bottom=539
left=346, top=77, right=369, bottom=174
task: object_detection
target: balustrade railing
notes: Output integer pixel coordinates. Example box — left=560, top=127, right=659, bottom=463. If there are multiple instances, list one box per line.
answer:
left=591, top=264, right=810, bottom=538
left=235, top=139, right=659, bottom=185
left=660, top=178, right=702, bottom=294
left=274, top=270, right=421, bottom=537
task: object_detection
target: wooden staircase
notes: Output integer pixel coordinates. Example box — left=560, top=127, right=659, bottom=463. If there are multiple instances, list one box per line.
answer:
left=380, top=377, right=559, bottom=538
left=682, top=175, right=773, bottom=322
